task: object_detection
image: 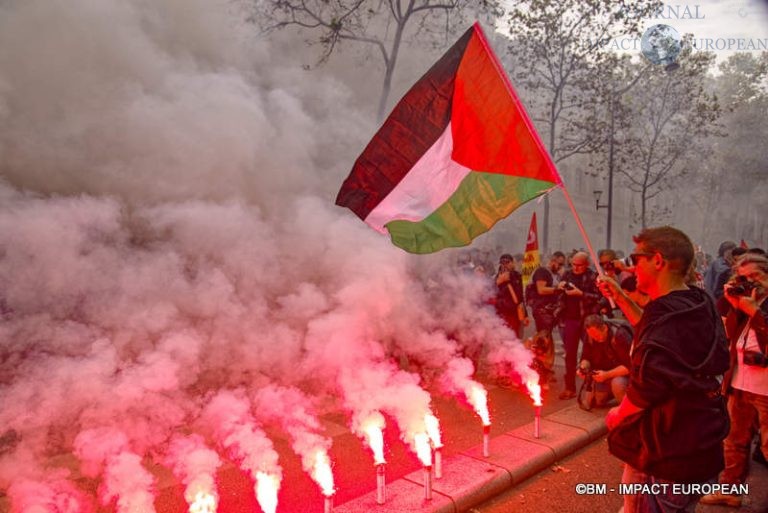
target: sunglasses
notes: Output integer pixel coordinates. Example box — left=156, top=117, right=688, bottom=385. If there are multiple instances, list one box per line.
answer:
left=629, top=252, right=656, bottom=265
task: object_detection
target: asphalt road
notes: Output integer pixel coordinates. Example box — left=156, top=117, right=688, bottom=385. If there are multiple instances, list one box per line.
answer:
left=470, top=435, right=624, bottom=513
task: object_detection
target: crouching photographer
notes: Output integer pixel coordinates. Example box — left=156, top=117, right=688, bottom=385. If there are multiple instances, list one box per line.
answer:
left=577, top=314, right=632, bottom=410
left=701, top=253, right=768, bottom=508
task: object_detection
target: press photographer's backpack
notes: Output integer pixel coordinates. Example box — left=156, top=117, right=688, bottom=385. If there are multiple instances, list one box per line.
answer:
left=605, top=318, right=633, bottom=343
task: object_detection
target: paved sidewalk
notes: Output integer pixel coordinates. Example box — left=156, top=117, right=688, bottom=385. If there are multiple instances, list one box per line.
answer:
left=333, top=403, right=607, bottom=513
left=1, top=342, right=594, bottom=513
left=0, top=388, right=603, bottom=513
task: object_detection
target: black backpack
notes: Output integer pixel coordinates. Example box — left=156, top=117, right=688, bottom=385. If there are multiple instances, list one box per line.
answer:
left=605, top=318, right=633, bottom=341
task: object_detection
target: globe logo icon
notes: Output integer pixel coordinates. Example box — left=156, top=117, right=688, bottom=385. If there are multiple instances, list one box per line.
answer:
left=641, top=24, right=682, bottom=66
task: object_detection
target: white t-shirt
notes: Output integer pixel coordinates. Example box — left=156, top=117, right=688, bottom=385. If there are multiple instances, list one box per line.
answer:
left=731, top=324, right=768, bottom=395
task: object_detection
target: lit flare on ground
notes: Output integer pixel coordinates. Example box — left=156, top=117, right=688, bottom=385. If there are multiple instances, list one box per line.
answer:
left=312, top=450, right=335, bottom=497
left=255, top=472, right=280, bottom=513
left=524, top=373, right=543, bottom=406
left=413, top=433, right=432, bottom=466
left=188, top=490, right=217, bottom=513
left=424, top=413, right=443, bottom=449
left=467, top=383, right=491, bottom=425
left=363, top=416, right=386, bottom=465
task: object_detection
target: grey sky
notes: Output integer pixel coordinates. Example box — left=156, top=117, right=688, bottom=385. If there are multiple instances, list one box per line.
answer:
left=665, top=0, right=767, bottom=41
left=643, top=0, right=768, bottom=59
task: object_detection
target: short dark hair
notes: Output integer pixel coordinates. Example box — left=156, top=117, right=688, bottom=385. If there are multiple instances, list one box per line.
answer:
left=717, top=240, right=737, bottom=258
left=550, top=251, right=566, bottom=260
left=598, top=249, right=617, bottom=260
left=731, top=247, right=748, bottom=259
left=633, top=226, right=693, bottom=277
left=499, top=253, right=514, bottom=263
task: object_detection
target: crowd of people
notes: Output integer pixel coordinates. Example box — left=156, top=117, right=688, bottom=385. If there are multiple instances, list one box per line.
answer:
left=467, top=228, right=768, bottom=512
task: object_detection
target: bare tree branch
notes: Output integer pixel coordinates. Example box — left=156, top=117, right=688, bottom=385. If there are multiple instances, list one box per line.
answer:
left=255, top=0, right=498, bottom=120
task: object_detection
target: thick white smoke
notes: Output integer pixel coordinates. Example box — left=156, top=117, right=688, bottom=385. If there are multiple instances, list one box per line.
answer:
left=251, top=385, right=334, bottom=495
left=7, top=477, right=94, bottom=513
left=0, top=0, right=534, bottom=508
left=164, top=435, right=222, bottom=511
left=200, top=390, right=282, bottom=513
left=73, top=428, right=156, bottom=513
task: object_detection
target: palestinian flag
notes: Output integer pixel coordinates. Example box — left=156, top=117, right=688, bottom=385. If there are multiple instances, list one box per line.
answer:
left=335, top=22, right=562, bottom=254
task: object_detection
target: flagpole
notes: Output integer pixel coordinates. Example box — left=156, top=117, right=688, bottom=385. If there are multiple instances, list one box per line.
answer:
left=477, top=22, right=613, bottom=293
left=557, top=186, right=615, bottom=307
left=474, top=24, right=601, bottom=272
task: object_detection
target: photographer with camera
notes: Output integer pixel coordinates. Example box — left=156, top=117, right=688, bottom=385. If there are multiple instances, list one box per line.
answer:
left=597, top=249, right=633, bottom=317
left=700, top=253, right=768, bottom=508
left=526, top=251, right=566, bottom=333
left=557, top=252, right=601, bottom=400
left=577, top=314, right=632, bottom=410
left=598, top=249, right=633, bottom=280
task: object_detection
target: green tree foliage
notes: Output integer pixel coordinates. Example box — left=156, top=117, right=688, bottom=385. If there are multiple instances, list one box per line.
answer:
left=696, top=52, right=768, bottom=245
left=715, top=52, right=768, bottom=193
left=617, top=41, right=721, bottom=229
left=503, top=0, right=661, bottom=249
left=583, top=53, right=652, bottom=247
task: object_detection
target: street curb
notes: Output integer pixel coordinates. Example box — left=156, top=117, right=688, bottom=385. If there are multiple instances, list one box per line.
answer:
left=334, top=405, right=608, bottom=512
left=403, top=454, right=512, bottom=513
left=333, top=478, right=455, bottom=513
left=546, top=405, right=609, bottom=442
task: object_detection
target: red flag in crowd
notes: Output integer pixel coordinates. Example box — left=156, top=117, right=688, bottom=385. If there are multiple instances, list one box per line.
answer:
left=521, top=212, right=540, bottom=287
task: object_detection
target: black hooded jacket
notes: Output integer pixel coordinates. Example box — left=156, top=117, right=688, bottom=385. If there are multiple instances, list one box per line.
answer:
left=608, top=286, right=730, bottom=482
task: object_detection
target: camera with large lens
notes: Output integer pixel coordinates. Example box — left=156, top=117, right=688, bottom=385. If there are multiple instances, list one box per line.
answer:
left=726, top=275, right=756, bottom=297
left=578, top=365, right=597, bottom=411
left=743, top=350, right=768, bottom=368
left=577, top=362, right=594, bottom=382
left=530, top=336, right=548, bottom=356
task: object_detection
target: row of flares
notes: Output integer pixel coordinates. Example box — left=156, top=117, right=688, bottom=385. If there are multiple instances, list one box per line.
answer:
left=200, top=378, right=539, bottom=512
left=8, top=380, right=542, bottom=513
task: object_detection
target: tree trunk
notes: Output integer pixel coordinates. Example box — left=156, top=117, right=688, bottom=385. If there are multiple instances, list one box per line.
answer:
left=376, top=20, right=407, bottom=122
left=377, top=63, right=395, bottom=123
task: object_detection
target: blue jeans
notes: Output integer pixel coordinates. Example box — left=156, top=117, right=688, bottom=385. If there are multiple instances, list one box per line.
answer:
left=621, top=465, right=703, bottom=513
left=593, top=376, right=628, bottom=405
